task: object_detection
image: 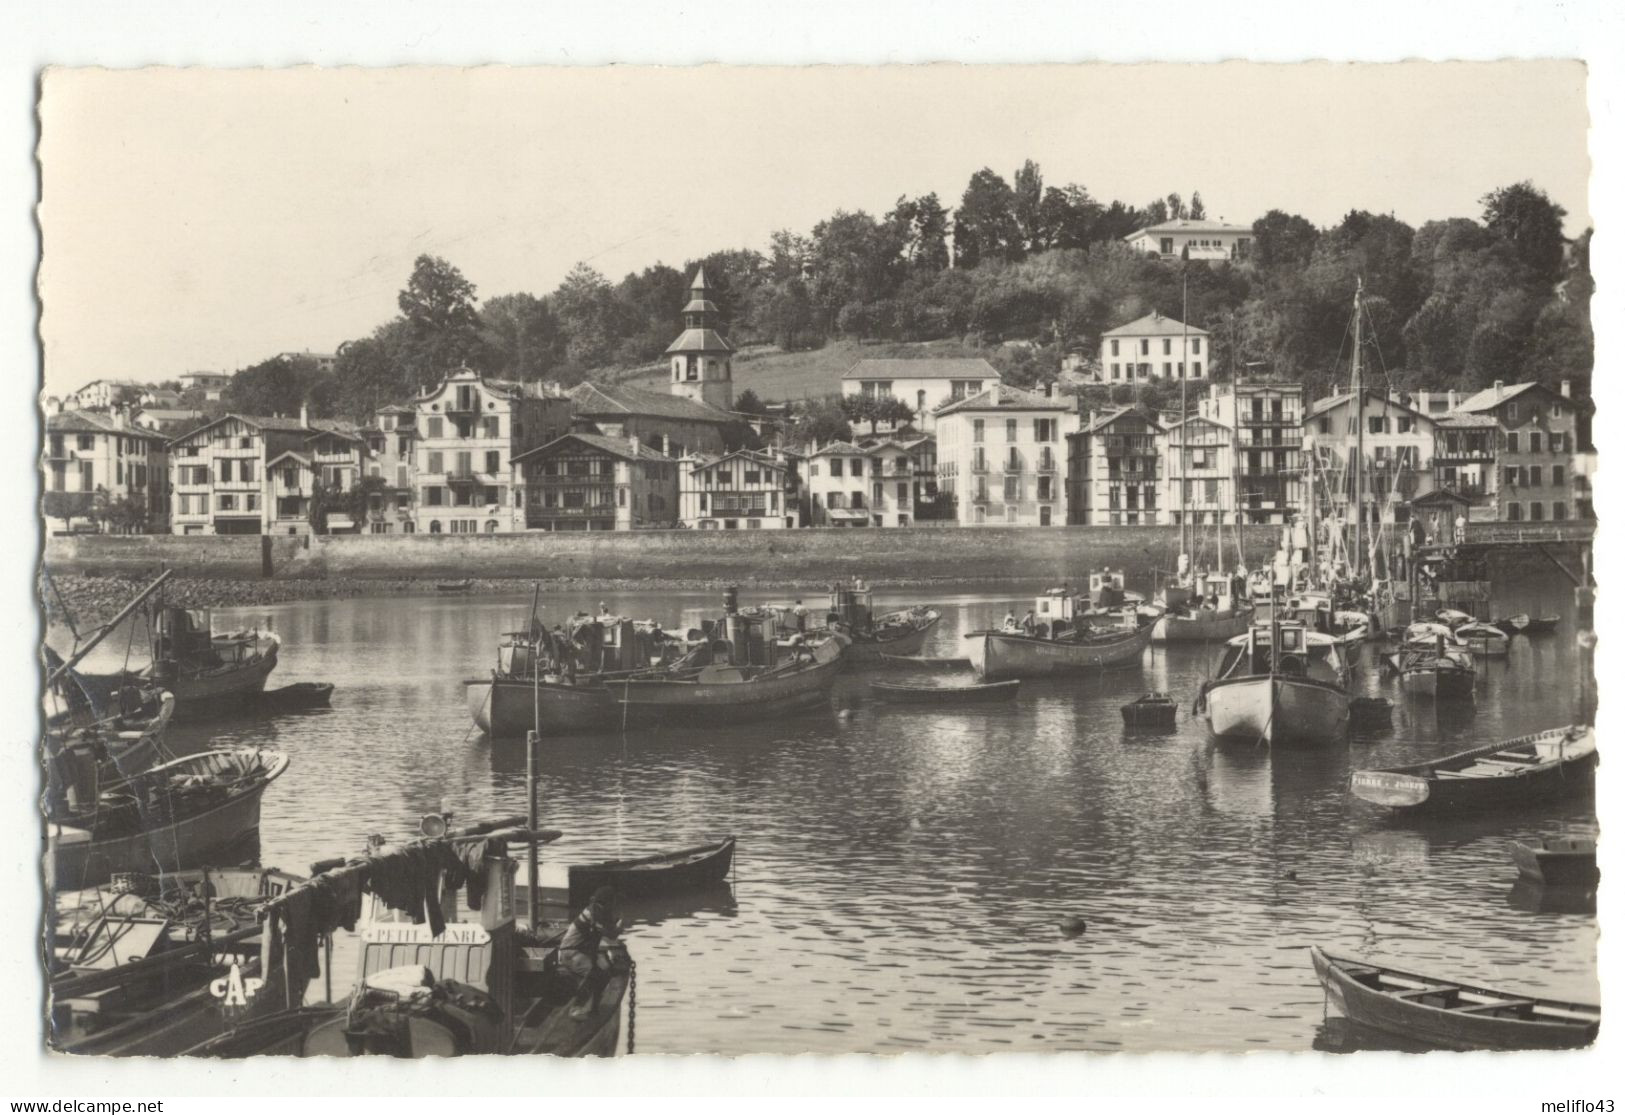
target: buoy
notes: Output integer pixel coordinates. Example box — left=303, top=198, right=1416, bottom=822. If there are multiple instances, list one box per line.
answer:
left=1283, top=870, right=1298, bottom=881
left=1058, top=916, right=1087, bottom=938
left=836, top=708, right=854, bottom=721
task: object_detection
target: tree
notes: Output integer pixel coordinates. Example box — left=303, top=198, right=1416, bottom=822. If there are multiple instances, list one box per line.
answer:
left=887, top=194, right=950, bottom=272
left=734, top=388, right=768, bottom=415
left=1142, top=198, right=1169, bottom=226
left=1165, top=193, right=1187, bottom=221
left=479, top=292, right=566, bottom=382
left=1251, top=210, right=1320, bottom=268
left=331, top=320, right=412, bottom=421
left=346, top=474, right=389, bottom=528
left=551, top=263, right=624, bottom=369
left=788, top=396, right=853, bottom=446
left=1481, top=181, right=1568, bottom=285
left=42, top=491, right=95, bottom=532
left=100, top=493, right=148, bottom=534
left=397, top=255, right=485, bottom=387
left=1011, top=160, right=1045, bottom=257
left=756, top=277, right=815, bottom=351
left=1188, top=191, right=1206, bottom=220
left=1036, top=184, right=1101, bottom=250
left=954, top=169, right=1020, bottom=268
left=222, top=354, right=329, bottom=418
left=806, top=210, right=903, bottom=335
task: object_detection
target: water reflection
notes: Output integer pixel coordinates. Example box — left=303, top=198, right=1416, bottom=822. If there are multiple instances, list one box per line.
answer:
left=87, top=571, right=1597, bottom=1053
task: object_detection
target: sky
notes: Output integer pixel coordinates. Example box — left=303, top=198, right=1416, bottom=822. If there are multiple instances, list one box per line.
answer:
left=37, top=61, right=1591, bottom=396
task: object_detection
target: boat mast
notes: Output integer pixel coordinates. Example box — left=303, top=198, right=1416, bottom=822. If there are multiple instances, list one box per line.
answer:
left=528, top=581, right=542, bottom=930
left=45, top=569, right=174, bottom=687
left=1180, top=274, right=1189, bottom=579
left=1352, top=279, right=1365, bottom=583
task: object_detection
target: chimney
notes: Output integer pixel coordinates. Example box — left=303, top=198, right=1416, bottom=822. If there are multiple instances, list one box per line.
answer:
left=300, top=402, right=310, bottom=427
left=1044, top=381, right=1056, bottom=399
left=629, top=435, right=640, bottom=459
left=1493, top=380, right=1504, bottom=399
left=1561, top=378, right=1572, bottom=399
left=1447, top=389, right=1459, bottom=411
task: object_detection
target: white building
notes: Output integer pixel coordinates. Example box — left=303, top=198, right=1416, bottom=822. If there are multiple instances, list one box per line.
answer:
left=679, top=449, right=799, bottom=529
left=1161, top=414, right=1235, bottom=528
left=177, top=370, right=233, bottom=401
left=1100, top=313, right=1210, bottom=383
left=839, top=358, right=1002, bottom=432
left=935, top=384, right=1078, bottom=527
left=1303, top=389, right=1437, bottom=529
left=43, top=409, right=169, bottom=532
left=167, top=414, right=313, bottom=534
left=69, top=379, right=147, bottom=411
left=665, top=268, right=735, bottom=412
left=1124, top=219, right=1253, bottom=262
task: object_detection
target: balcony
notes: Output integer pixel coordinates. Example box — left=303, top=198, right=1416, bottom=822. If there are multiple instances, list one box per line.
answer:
left=970, top=461, right=989, bottom=474
left=447, top=468, right=481, bottom=486
left=534, top=504, right=616, bottom=517
left=445, top=394, right=480, bottom=414
left=1003, top=460, right=1023, bottom=474
left=1239, top=412, right=1296, bottom=427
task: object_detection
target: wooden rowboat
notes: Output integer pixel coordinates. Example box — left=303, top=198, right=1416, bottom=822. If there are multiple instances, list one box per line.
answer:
left=1523, top=615, right=1562, bottom=635
left=870, top=679, right=1021, bottom=704
left=256, top=682, right=334, bottom=711
left=877, top=654, right=973, bottom=671
left=1309, top=946, right=1599, bottom=1050
left=1350, top=725, right=1596, bottom=814
left=1510, top=837, right=1599, bottom=888
left=567, top=836, right=736, bottom=909
left=436, top=579, right=474, bottom=592
left=1121, top=693, right=1177, bottom=729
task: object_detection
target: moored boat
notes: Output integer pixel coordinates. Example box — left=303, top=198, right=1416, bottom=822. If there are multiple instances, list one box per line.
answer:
left=1121, top=692, right=1178, bottom=730
left=1309, top=946, right=1598, bottom=1051
left=1523, top=614, right=1562, bottom=635
left=567, top=836, right=736, bottom=908
left=1386, top=629, right=1476, bottom=699
left=965, top=579, right=1154, bottom=680
left=143, top=606, right=280, bottom=719
left=45, top=650, right=175, bottom=784
left=436, top=578, right=474, bottom=592
left=1198, top=619, right=1350, bottom=746
left=1454, top=621, right=1510, bottom=658
left=256, top=681, right=335, bottom=711
left=1491, top=613, right=1531, bottom=636
left=47, top=748, right=290, bottom=890
left=613, top=634, right=846, bottom=727
left=1510, top=837, right=1598, bottom=889
left=1349, top=724, right=1596, bottom=814
left=189, top=815, right=631, bottom=1058
left=1151, top=572, right=1253, bottom=644
left=870, top=679, right=1021, bottom=704
left=796, top=582, right=941, bottom=661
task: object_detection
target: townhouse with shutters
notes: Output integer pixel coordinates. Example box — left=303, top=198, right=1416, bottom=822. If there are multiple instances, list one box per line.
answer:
left=1430, top=381, right=1584, bottom=524
left=1301, top=389, right=1437, bottom=531
left=680, top=448, right=800, bottom=529
left=1160, top=412, right=1233, bottom=528
left=803, top=437, right=934, bottom=528
left=1065, top=408, right=1164, bottom=525
left=43, top=409, right=170, bottom=532
left=168, top=415, right=313, bottom=534
left=512, top=432, right=679, bottom=531
left=1097, top=313, right=1210, bottom=384
left=935, top=384, right=1076, bottom=526
left=1198, top=379, right=1305, bottom=524
left=359, top=405, right=419, bottom=533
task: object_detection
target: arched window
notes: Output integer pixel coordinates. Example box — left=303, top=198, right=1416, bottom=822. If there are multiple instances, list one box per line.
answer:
left=429, top=520, right=442, bottom=534
left=485, top=519, right=498, bottom=533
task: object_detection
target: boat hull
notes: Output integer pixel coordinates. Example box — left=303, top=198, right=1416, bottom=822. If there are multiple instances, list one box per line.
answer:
left=1396, top=663, right=1476, bottom=699
left=965, top=623, right=1153, bottom=679
left=156, top=643, right=280, bottom=720
left=1150, top=608, right=1252, bottom=644
left=1310, top=947, right=1597, bottom=1051
left=613, top=649, right=845, bottom=727
left=1510, top=840, right=1599, bottom=888
left=467, top=677, right=616, bottom=737
left=841, top=613, right=940, bottom=662
left=1350, top=727, right=1597, bottom=814
left=567, top=836, right=736, bottom=908
left=1204, top=674, right=1349, bottom=746
left=869, top=679, right=1021, bottom=703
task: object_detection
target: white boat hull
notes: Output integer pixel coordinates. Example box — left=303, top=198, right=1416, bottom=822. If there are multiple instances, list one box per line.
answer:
left=966, top=624, right=1153, bottom=679
left=1204, top=675, right=1349, bottom=746
left=1150, top=609, right=1252, bottom=644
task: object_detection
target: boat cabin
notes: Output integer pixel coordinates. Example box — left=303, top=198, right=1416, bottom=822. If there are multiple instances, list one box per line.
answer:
left=1218, top=620, right=1348, bottom=684
left=498, top=615, right=673, bottom=678
left=1089, top=570, right=1127, bottom=609
left=827, top=583, right=874, bottom=630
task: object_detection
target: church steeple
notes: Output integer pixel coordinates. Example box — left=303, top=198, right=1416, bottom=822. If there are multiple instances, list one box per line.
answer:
left=666, top=267, right=734, bottom=411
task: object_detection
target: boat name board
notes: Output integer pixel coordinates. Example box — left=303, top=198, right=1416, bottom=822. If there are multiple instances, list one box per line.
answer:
left=1350, top=771, right=1430, bottom=806
left=363, top=923, right=491, bottom=946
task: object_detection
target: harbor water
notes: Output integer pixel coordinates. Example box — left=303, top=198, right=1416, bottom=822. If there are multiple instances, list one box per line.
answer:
left=88, top=572, right=1596, bottom=1054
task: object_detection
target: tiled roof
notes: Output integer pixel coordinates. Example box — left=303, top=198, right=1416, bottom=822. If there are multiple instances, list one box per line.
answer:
left=809, top=441, right=866, bottom=457
left=663, top=327, right=735, bottom=355
left=841, top=357, right=1001, bottom=381
left=45, top=410, right=166, bottom=440
left=1454, top=383, right=1567, bottom=414
left=1102, top=313, right=1208, bottom=338
left=1126, top=219, right=1251, bottom=238
left=1082, top=406, right=1164, bottom=434
left=265, top=450, right=312, bottom=467
left=568, top=382, right=734, bottom=424
left=935, top=384, right=1072, bottom=418
left=1306, top=389, right=1435, bottom=423
left=166, top=412, right=312, bottom=445
left=1435, top=413, right=1500, bottom=428
left=511, top=431, right=674, bottom=465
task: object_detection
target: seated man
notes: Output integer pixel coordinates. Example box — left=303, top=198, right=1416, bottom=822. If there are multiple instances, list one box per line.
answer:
left=554, top=886, right=623, bottom=1019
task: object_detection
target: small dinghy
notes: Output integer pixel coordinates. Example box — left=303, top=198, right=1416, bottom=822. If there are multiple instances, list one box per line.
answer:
left=1310, top=946, right=1599, bottom=1050
left=877, top=654, right=973, bottom=671
left=255, top=682, right=334, bottom=711
left=1490, top=613, right=1530, bottom=636
left=1121, top=692, right=1178, bottom=729
left=1523, top=615, right=1562, bottom=635
left=567, top=836, right=736, bottom=908
left=436, top=579, right=474, bottom=592
left=1510, top=837, right=1598, bottom=889
left=1350, top=724, right=1596, bottom=814
left=870, top=679, right=1021, bottom=704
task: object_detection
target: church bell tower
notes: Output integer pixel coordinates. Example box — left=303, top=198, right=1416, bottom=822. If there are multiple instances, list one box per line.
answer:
left=665, top=268, right=735, bottom=411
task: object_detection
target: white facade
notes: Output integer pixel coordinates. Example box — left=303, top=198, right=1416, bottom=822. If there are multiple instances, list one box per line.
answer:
left=839, top=358, right=1003, bottom=431
left=1303, top=390, right=1437, bottom=526
left=1100, top=314, right=1209, bottom=383
left=178, top=370, right=233, bottom=401
left=42, top=411, right=168, bottom=531
left=1124, top=219, right=1253, bottom=262
left=1161, top=415, right=1235, bottom=527
left=935, top=385, right=1078, bottom=527
left=70, top=380, right=147, bottom=410
left=167, top=415, right=311, bottom=534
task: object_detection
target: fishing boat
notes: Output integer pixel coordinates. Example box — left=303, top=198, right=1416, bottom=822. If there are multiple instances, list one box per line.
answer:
left=870, top=679, right=1021, bottom=704
left=1454, top=621, right=1511, bottom=658
left=964, top=578, right=1155, bottom=680
left=1523, top=615, right=1563, bottom=635
left=1510, top=838, right=1599, bottom=889
left=613, top=633, right=847, bottom=727
left=47, top=747, right=290, bottom=890
left=1197, top=618, right=1351, bottom=746
left=1491, top=613, right=1530, bottom=636
left=142, top=605, right=280, bottom=719
left=465, top=594, right=689, bottom=737
left=1151, top=571, right=1253, bottom=643
left=190, top=815, right=630, bottom=1058
left=1386, top=630, right=1476, bottom=699
left=567, top=836, right=736, bottom=908
left=1121, top=693, right=1178, bottom=730
left=45, top=647, right=175, bottom=783
left=1349, top=724, right=1596, bottom=814
left=49, top=866, right=304, bottom=1055
left=1309, top=946, right=1598, bottom=1051
left=785, top=582, right=941, bottom=661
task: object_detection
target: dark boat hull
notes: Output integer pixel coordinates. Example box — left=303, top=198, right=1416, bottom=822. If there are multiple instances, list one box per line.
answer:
left=965, top=622, right=1153, bottom=679
left=1351, top=727, right=1597, bottom=814
left=1511, top=839, right=1599, bottom=888
left=612, top=647, right=844, bottom=727
left=869, top=680, right=1020, bottom=704
left=567, top=836, right=736, bottom=908
left=1310, top=947, right=1598, bottom=1051
left=467, top=676, right=616, bottom=737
